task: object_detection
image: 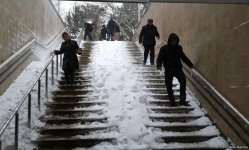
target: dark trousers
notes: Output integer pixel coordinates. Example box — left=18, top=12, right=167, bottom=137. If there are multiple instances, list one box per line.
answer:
left=165, top=69, right=186, bottom=102
left=144, top=46, right=155, bottom=64
left=84, top=31, right=93, bottom=41
left=64, top=69, right=75, bottom=84
left=100, top=35, right=106, bottom=41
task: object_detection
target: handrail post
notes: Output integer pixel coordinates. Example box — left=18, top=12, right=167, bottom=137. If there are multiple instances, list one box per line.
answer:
left=38, top=79, right=41, bottom=108
left=28, top=93, right=31, bottom=128
left=56, top=55, right=59, bottom=76
left=45, top=68, right=48, bottom=96
left=0, top=139, right=2, bottom=150
left=14, top=113, right=19, bottom=150
left=52, top=59, right=54, bottom=85
left=60, top=54, right=62, bottom=67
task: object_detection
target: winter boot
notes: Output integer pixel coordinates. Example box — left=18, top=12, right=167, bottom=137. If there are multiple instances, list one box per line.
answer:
left=179, top=100, right=190, bottom=106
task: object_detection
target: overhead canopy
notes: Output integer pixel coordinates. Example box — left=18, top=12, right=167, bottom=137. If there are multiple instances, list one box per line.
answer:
left=58, top=0, right=249, bottom=4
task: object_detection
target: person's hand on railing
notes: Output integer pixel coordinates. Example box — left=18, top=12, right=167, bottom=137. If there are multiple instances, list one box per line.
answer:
left=53, top=50, right=60, bottom=55
left=50, top=51, right=55, bottom=56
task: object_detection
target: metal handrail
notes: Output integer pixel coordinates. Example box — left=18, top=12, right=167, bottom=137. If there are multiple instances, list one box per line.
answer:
left=0, top=54, right=59, bottom=150
left=0, top=29, right=67, bottom=150
left=189, top=68, right=249, bottom=142
left=0, top=27, right=84, bottom=149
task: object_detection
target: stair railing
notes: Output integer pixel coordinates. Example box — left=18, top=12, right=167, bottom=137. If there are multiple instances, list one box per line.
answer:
left=0, top=54, right=60, bottom=150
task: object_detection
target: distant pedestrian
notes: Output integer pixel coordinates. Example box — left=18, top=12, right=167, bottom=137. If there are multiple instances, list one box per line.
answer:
left=139, top=19, right=160, bottom=65
left=157, top=33, right=193, bottom=107
left=53, top=32, right=81, bottom=85
left=100, top=25, right=107, bottom=41
left=84, top=22, right=93, bottom=41
left=107, top=18, right=120, bottom=41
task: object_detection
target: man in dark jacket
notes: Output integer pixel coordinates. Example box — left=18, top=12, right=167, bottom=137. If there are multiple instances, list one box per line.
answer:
left=54, top=32, right=81, bottom=84
left=139, top=19, right=160, bottom=65
left=100, top=25, right=107, bottom=41
left=157, top=33, right=193, bottom=106
left=107, top=18, right=120, bottom=41
left=84, top=22, right=93, bottom=41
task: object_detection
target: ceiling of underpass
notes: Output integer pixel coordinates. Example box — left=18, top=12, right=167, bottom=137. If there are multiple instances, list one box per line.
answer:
left=58, top=0, right=249, bottom=4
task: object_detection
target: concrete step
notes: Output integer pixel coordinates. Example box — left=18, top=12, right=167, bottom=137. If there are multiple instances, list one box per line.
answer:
left=60, top=76, right=92, bottom=80
left=57, top=84, right=92, bottom=90
left=53, top=95, right=99, bottom=100
left=144, top=88, right=179, bottom=94
left=138, top=75, right=164, bottom=79
left=147, top=124, right=208, bottom=132
left=135, top=71, right=160, bottom=73
left=52, top=89, right=93, bottom=95
left=41, top=116, right=107, bottom=124
left=148, top=100, right=181, bottom=106
left=39, top=124, right=112, bottom=136
left=143, top=88, right=178, bottom=91
left=58, top=80, right=91, bottom=85
left=161, top=135, right=218, bottom=143
left=46, top=101, right=105, bottom=109
left=59, top=71, right=93, bottom=76
left=149, top=115, right=202, bottom=123
left=46, top=108, right=103, bottom=115
left=139, top=79, right=167, bottom=83
left=34, top=136, right=115, bottom=149
left=148, top=94, right=180, bottom=99
left=149, top=106, right=194, bottom=114
left=51, top=97, right=95, bottom=103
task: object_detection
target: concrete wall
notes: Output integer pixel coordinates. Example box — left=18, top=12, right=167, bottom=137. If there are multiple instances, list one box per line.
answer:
left=137, top=3, right=249, bottom=119
left=0, top=0, right=65, bottom=64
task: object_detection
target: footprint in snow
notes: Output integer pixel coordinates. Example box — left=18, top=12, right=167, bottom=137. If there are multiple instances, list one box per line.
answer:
left=111, top=87, right=117, bottom=91
left=120, top=75, right=125, bottom=81
left=127, top=101, right=131, bottom=104
left=118, top=85, right=124, bottom=90
left=106, top=72, right=112, bottom=76
left=101, top=94, right=109, bottom=99
left=96, top=83, right=104, bottom=88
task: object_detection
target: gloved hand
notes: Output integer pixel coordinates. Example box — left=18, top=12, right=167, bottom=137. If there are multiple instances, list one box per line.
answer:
left=53, top=50, right=58, bottom=55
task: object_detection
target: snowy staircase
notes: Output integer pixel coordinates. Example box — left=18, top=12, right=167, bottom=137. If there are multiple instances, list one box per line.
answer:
left=32, top=41, right=231, bottom=149
left=127, top=43, right=230, bottom=149
left=34, top=43, right=116, bottom=149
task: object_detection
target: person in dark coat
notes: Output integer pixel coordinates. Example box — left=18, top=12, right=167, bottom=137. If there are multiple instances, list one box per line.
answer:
left=84, top=22, right=93, bottom=41
left=100, top=25, right=107, bottom=41
left=54, top=32, right=81, bottom=84
left=157, top=33, right=193, bottom=107
left=107, top=18, right=120, bottom=41
left=139, top=19, right=160, bottom=65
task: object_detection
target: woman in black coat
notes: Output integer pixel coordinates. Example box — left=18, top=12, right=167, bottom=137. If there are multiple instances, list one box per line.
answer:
left=54, top=32, right=81, bottom=84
